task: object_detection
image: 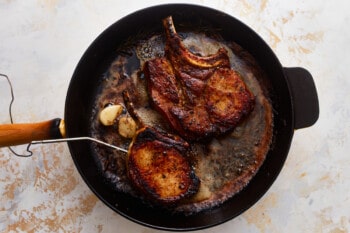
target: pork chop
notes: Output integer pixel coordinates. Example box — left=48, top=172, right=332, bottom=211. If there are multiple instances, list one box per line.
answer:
left=144, top=16, right=255, bottom=140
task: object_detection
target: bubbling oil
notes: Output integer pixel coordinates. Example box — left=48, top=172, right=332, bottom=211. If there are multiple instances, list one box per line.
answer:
left=90, top=32, right=273, bottom=214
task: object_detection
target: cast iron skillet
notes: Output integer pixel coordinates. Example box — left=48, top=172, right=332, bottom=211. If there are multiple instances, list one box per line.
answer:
left=0, top=4, right=319, bottom=231
left=65, top=4, right=319, bottom=230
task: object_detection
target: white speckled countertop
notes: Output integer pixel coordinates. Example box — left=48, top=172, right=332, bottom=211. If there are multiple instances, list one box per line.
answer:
left=1, top=0, right=349, bottom=232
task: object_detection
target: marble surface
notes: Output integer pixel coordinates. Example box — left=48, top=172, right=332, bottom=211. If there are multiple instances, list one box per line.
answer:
left=1, top=0, right=349, bottom=232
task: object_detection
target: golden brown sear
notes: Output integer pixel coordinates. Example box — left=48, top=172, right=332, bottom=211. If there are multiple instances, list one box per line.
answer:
left=144, top=16, right=255, bottom=140
left=122, top=91, right=199, bottom=205
left=127, top=126, right=200, bottom=205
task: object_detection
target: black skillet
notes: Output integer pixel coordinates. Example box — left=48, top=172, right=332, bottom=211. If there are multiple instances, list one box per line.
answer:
left=0, top=4, right=319, bottom=231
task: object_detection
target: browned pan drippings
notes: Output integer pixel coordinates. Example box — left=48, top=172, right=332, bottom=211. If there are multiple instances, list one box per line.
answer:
left=90, top=29, right=273, bottom=214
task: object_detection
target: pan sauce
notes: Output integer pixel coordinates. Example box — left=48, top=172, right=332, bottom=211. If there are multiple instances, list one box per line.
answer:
left=90, top=32, right=273, bottom=214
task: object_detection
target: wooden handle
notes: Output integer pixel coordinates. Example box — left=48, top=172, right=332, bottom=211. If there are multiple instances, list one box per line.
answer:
left=0, top=118, right=64, bottom=147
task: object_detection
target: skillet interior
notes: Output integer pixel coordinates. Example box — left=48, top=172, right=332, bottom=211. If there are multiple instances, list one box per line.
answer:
left=64, top=4, right=294, bottom=231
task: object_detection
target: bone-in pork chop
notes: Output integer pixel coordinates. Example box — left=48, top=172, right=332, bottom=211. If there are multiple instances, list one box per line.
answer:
left=123, top=91, right=200, bottom=205
left=144, top=16, right=255, bottom=140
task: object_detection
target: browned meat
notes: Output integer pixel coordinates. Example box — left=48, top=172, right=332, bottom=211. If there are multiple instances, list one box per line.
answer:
left=144, top=16, right=255, bottom=140
left=127, top=126, right=199, bottom=205
left=124, top=91, right=200, bottom=205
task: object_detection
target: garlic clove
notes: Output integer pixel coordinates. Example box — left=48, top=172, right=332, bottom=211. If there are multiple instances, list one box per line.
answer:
left=99, top=104, right=123, bottom=126
left=118, top=116, right=137, bottom=138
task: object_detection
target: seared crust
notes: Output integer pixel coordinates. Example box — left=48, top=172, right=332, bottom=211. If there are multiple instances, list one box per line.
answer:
left=205, top=68, right=255, bottom=128
left=127, top=126, right=200, bottom=205
left=144, top=16, right=254, bottom=140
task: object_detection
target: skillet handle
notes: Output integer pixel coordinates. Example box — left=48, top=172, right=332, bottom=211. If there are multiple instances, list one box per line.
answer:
left=0, top=118, right=65, bottom=147
left=283, top=67, right=319, bottom=129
